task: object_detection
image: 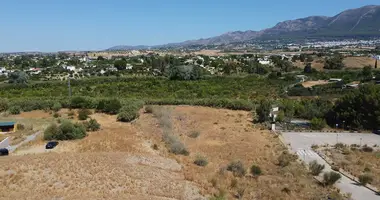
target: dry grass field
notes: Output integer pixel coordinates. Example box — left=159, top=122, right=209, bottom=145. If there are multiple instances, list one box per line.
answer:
left=0, top=111, right=53, bottom=145
left=0, top=106, right=336, bottom=199
left=324, top=146, right=380, bottom=189
left=294, top=56, right=376, bottom=71
left=343, top=57, right=375, bottom=69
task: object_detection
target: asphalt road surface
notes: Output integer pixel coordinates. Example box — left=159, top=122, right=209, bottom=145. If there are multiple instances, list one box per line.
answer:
left=282, top=132, right=380, bottom=200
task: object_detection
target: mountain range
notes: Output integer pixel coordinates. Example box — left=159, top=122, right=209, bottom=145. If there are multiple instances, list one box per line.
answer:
left=108, top=5, right=380, bottom=50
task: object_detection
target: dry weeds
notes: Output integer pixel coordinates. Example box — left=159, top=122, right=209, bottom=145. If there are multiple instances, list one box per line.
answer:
left=325, top=147, right=380, bottom=189
left=1, top=106, right=334, bottom=199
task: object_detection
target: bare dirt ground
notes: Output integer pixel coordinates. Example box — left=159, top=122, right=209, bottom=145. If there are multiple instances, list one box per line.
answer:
left=324, top=146, right=380, bottom=189
left=0, top=106, right=334, bottom=199
left=302, top=80, right=330, bottom=88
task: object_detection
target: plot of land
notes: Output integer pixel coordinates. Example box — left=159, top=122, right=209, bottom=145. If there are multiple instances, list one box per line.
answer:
left=343, top=57, right=376, bottom=69
left=0, top=106, right=333, bottom=199
left=324, top=146, right=380, bottom=190
left=302, top=80, right=330, bottom=88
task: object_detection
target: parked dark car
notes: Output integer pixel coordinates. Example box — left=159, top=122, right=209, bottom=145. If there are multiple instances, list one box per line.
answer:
left=373, top=130, right=380, bottom=135
left=0, top=148, right=9, bottom=156
left=45, top=141, right=59, bottom=149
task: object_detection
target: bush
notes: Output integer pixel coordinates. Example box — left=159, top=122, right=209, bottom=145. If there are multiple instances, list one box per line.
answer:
left=145, top=105, right=153, bottom=113
left=52, top=102, right=62, bottom=112
left=359, top=174, right=373, bottom=186
left=227, top=161, right=246, bottom=177
left=278, top=152, right=296, bottom=167
left=188, top=131, right=200, bottom=138
left=117, top=111, right=139, bottom=122
left=362, top=145, right=374, bottom=152
left=250, top=165, right=262, bottom=176
left=0, top=98, right=9, bottom=112
left=310, top=118, right=326, bottom=130
left=309, top=160, right=325, bottom=176
left=323, top=171, right=341, bottom=186
left=97, top=99, right=122, bottom=114
left=83, top=118, right=100, bottom=131
left=53, top=112, right=60, bottom=118
left=44, top=123, right=60, bottom=140
left=78, top=109, right=91, bottom=120
left=44, top=121, right=87, bottom=140
left=70, top=96, right=93, bottom=109
left=67, top=110, right=75, bottom=117
left=8, top=106, right=21, bottom=115
left=16, top=123, right=25, bottom=130
left=169, top=139, right=189, bottom=155
left=194, top=155, right=208, bottom=166
left=255, top=100, right=271, bottom=122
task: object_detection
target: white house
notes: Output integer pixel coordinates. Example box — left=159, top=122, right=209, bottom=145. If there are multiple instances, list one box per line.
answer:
left=63, top=66, right=76, bottom=71
left=126, top=64, right=133, bottom=70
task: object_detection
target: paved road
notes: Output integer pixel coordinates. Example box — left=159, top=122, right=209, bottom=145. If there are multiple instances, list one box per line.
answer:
left=8, top=131, right=42, bottom=153
left=282, top=132, right=380, bottom=200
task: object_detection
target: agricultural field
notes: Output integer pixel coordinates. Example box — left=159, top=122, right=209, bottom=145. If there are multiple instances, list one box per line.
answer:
left=293, top=56, right=376, bottom=71
left=324, top=145, right=380, bottom=189
left=0, top=106, right=336, bottom=200
left=0, top=76, right=289, bottom=100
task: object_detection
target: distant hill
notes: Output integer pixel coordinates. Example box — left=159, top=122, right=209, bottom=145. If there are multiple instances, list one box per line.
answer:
left=108, top=5, right=380, bottom=50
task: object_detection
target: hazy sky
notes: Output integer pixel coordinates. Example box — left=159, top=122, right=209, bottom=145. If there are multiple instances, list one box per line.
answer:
left=0, top=0, right=379, bottom=52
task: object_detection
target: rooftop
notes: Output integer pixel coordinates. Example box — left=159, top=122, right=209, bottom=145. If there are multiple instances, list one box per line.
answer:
left=0, top=122, right=15, bottom=126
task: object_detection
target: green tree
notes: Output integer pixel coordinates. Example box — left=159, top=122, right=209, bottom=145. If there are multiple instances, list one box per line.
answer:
left=324, top=54, right=345, bottom=70
left=114, top=60, right=127, bottom=70
left=256, top=100, right=271, bottom=122
left=304, top=63, right=312, bottom=73
left=310, top=118, right=326, bottom=130
left=326, top=85, right=380, bottom=130
left=8, top=71, right=29, bottom=84
left=361, top=66, right=373, bottom=81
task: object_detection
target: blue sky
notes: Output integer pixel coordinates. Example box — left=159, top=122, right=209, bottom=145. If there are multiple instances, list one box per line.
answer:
left=0, top=0, right=379, bottom=52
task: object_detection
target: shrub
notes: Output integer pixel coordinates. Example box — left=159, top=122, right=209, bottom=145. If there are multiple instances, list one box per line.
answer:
left=78, top=109, right=91, bottom=120
left=362, top=145, right=374, bottom=152
left=44, top=121, right=87, bottom=140
left=44, top=123, right=61, bottom=140
left=8, top=106, right=21, bottom=115
left=188, top=131, right=200, bottom=138
left=16, top=123, right=25, bottom=131
left=250, top=165, right=262, bottom=176
left=227, top=161, right=246, bottom=177
left=168, top=139, right=189, bottom=155
left=310, top=117, right=326, bottom=130
left=117, top=111, right=139, bottom=122
left=97, top=99, right=122, bottom=114
left=70, top=96, right=92, bottom=109
left=359, top=174, right=373, bottom=186
left=335, top=143, right=345, bottom=149
left=323, top=171, right=341, bottom=186
left=278, top=152, right=296, bottom=167
left=152, top=144, right=159, bottom=150
left=194, top=155, right=208, bottom=166
left=309, top=160, right=325, bottom=176
left=0, top=98, right=9, bottom=112
left=52, top=102, right=62, bottom=112
left=145, top=105, right=153, bottom=113
left=53, top=112, right=60, bottom=118
left=83, top=118, right=100, bottom=131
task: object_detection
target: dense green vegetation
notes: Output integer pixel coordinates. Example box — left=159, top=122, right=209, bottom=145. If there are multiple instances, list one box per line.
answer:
left=44, top=121, right=87, bottom=140
left=0, top=76, right=289, bottom=100
left=326, top=84, right=380, bottom=130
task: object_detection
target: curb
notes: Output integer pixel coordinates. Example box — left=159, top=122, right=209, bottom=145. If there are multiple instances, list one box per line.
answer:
left=316, top=149, right=379, bottom=194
